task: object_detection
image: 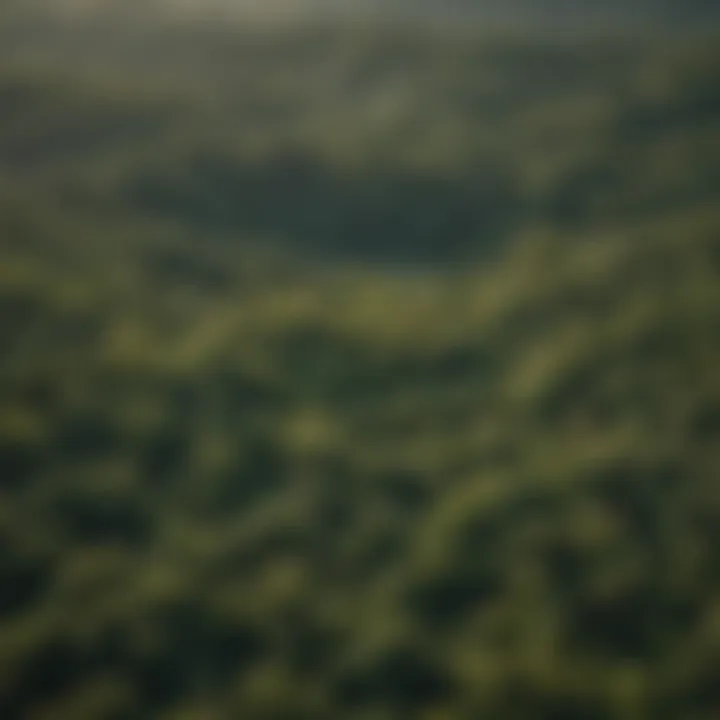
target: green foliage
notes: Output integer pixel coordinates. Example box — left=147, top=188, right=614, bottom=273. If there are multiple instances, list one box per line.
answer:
left=0, top=16, right=719, bottom=719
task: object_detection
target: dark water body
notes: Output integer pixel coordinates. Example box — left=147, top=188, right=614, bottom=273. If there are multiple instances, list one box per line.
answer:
left=123, top=151, right=521, bottom=265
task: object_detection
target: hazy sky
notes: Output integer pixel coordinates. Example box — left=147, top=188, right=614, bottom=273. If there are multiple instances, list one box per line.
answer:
left=16, top=0, right=720, bottom=28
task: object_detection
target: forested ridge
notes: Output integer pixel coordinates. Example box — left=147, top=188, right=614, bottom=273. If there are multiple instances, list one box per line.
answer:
left=0, top=16, right=719, bottom=719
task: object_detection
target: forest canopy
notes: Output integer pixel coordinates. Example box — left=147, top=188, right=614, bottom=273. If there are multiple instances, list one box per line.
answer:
left=0, top=12, right=719, bottom=719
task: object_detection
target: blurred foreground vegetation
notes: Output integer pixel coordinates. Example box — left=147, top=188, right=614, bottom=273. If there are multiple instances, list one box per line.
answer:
left=0, top=15, right=719, bottom=719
